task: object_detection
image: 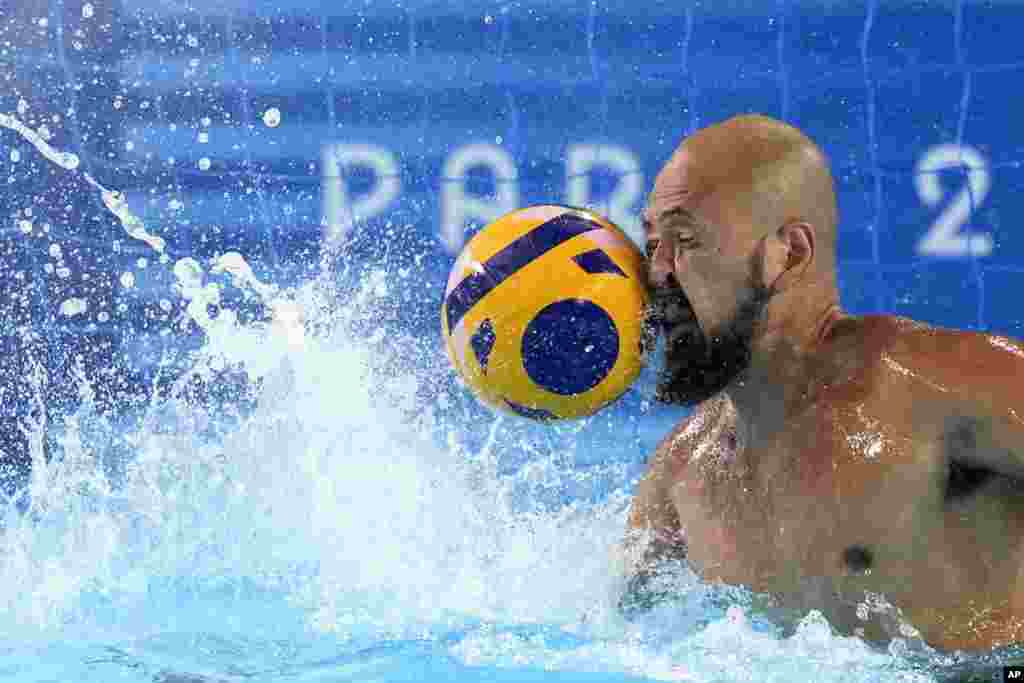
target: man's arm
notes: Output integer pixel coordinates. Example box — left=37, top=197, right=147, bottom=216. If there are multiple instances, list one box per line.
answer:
left=616, top=419, right=691, bottom=616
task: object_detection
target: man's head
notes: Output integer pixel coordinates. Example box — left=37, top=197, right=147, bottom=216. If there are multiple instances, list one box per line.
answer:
left=643, top=113, right=840, bottom=406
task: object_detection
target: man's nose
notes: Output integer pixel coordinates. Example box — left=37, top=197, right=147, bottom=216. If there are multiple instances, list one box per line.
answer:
left=646, top=242, right=677, bottom=290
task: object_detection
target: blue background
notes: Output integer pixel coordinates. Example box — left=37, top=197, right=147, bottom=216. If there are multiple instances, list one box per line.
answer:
left=2, top=0, right=1024, bottom=489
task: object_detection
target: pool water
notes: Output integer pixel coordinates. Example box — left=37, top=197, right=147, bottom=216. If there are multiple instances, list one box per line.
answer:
left=5, top=0, right=1024, bottom=677
left=0, top=254, right=1018, bottom=683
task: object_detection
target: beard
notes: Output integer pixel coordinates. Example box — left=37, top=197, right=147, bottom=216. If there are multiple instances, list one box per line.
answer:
left=645, top=278, right=772, bottom=407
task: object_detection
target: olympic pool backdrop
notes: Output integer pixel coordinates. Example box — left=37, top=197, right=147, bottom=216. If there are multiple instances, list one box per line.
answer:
left=2, top=0, right=1024, bottom=483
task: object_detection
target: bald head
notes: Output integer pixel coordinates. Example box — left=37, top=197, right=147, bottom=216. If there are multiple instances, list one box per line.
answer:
left=653, top=114, right=838, bottom=269
left=644, top=116, right=845, bottom=404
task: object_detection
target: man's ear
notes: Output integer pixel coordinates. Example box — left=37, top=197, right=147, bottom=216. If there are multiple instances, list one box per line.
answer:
left=755, top=221, right=814, bottom=294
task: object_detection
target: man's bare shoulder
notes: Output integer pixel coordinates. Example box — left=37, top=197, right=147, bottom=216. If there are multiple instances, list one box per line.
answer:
left=650, top=396, right=734, bottom=470
left=820, top=313, right=985, bottom=375
left=856, top=313, right=1024, bottom=375
left=824, top=312, right=914, bottom=353
left=826, top=313, right=1024, bottom=421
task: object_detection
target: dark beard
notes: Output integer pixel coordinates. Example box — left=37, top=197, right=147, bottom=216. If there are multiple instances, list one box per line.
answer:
left=650, top=280, right=772, bottom=407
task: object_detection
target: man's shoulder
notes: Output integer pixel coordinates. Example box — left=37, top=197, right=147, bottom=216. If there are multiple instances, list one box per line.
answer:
left=829, top=313, right=990, bottom=359
left=832, top=312, right=931, bottom=345
left=815, top=314, right=955, bottom=404
left=858, top=313, right=1023, bottom=363
left=651, top=396, right=732, bottom=467
left=838, top=314, right=1024, bottom=406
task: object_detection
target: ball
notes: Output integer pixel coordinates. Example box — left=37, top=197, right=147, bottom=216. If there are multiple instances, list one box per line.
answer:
left=441, top=204, right=649, bottom=421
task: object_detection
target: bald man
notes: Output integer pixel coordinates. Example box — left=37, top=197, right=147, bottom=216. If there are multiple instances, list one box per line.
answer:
left=618, top=113, right=1024, bottom=653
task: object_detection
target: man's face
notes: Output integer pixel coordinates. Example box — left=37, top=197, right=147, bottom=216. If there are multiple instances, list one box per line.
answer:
left=643, top=150, right=773, bottom=407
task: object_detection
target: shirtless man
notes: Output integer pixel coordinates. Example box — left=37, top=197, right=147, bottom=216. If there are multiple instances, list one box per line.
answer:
left=619, top=113, right=1024, bottom=653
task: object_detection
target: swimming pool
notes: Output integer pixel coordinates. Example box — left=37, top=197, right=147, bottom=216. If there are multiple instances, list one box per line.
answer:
left=0, top=260, right=987, bottom=683
left=2, top=0, right=1024, bottom=681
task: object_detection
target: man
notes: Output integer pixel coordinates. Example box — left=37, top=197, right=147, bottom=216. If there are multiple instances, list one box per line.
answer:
left=619, top=113, right=1024, bottom=653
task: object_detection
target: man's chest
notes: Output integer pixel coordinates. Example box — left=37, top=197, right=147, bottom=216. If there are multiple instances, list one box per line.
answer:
left=665, top=402, right=945, bottom=591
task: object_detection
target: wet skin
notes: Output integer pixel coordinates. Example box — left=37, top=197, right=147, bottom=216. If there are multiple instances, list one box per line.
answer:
left=622, top=116, right=1024, bottom=653
left=640, top=317, right=1024, bottom=652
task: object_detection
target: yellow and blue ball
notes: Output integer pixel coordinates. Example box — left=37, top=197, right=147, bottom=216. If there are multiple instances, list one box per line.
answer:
left=441, top=204, right=649, bottom=421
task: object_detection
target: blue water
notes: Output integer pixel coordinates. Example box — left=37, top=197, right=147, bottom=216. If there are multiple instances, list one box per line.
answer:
left=0, top=256, right=1012, bottom=683
left=5, top=0, right=1024, bottom=680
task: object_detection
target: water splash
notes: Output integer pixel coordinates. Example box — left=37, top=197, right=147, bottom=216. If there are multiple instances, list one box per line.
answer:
left=0, top=112, right=80, bottom=171
left=1, top=111, right=304, bottom=348
left=82, top=173, right=167, bottom=254
left=0, top=260, right=959, bottom=680
left=0, top=109, right=988, bottom=682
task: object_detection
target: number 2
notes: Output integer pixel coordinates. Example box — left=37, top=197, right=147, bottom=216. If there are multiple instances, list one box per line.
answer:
left=914, top=143, right=992, bottom=258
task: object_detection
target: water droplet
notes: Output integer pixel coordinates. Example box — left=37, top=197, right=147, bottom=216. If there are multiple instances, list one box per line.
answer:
left=201, top=116, right=211, bottom=127
left=173, top=257, right=204, bottom=290
left=125, top=140, right=134, bottom=151
left=113, top=96, right=123, bottom=109
left=10, top=149, right=20, bottom=163
left=82, top=3, right=94, bottom=18
left=495, top=135, right=503, bottom=144
left=186, top=34, right=198, bottom=48
left=56, top=266, right=71, bottom=279
left=97, top=311, right=110, bottom=322
left=198, top=157, right=211, bottom=171
left=168, top=198, right=184, bottom=211
left=137, top=257, right=148, bottom=269
left=120, top=272, right=135, bottom=288
left=262, top=107, right=281, bottom=128
left=18, top=219, right=32, bottom=234
left=59, top=298, right=88, bottom=316
left=159, top=299, right=172, bottom=312
left=484, top=14, right=494, bottom=24
left=17, top=99, right=28, bottom=115
left=37, top=17, right=48, bottom=27
left=48, top=243, right=62, bottom=258
left=59, top=152, right=79, bottom=170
